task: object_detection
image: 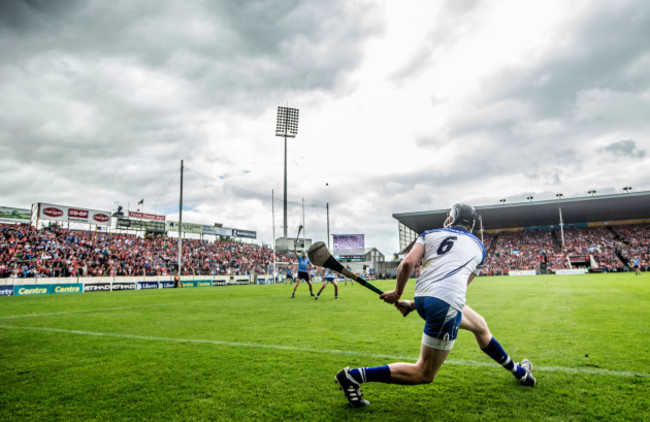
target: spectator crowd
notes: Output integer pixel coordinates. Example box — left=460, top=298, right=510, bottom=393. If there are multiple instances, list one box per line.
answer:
left=0, top=224, right=293, bottom=279
left=1, top=222, right=648, bottom=279
left=480, top=223, right=649, bottom=275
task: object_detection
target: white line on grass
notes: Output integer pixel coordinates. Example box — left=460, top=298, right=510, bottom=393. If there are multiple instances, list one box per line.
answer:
left=1, top=324, right=646, bottom=379
left=0, top=303, right=197, bottom=320
left=0, top=294, right=289, bottom=320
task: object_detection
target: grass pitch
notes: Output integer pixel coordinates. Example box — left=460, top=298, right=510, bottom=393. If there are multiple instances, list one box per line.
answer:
left=1, top=273, right=649, bottom=421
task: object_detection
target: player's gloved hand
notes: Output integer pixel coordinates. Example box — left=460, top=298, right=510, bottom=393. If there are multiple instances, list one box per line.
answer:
left=379, top=290, right=401, bottom=304
left=395, top=300, right=413, bottom=317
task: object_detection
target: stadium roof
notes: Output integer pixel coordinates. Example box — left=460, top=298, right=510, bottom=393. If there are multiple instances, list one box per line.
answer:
left=393, top=191, right=650, bottom=233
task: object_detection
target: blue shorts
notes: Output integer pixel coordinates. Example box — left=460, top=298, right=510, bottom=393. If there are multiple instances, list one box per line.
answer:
left=414, top=296, right=462, bottom=351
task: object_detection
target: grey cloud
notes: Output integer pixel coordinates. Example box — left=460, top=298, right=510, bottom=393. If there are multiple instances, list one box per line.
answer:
left=0, top=0, right=383, bottom=209
left=600, top=139, right=646, bottom=158
left=423, top=0, right=649, bottom=190
left=390, top=0, right=481, bottom=82
left=0, top=0, right=81, bottom=33
left=436, top=0, right=650, bottom=158
left=1, top=1, right=383, bottom=102
left=486, top=1, right=650, bottom=119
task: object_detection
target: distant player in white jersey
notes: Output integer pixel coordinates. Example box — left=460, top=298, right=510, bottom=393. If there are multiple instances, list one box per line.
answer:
left=314, top=267, right=339, bottom=300
left=335, top=203, right=536, bottom=408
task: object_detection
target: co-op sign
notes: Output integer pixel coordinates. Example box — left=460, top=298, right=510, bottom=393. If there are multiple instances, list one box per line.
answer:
left=38, top=202, right=111, bottom=226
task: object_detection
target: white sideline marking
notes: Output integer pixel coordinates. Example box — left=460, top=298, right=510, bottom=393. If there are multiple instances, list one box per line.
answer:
left=0, top=302, right=203, bottom=320
left=0, top=324, right=646, bottom=379
left=0, top=294, right=289, bottom=320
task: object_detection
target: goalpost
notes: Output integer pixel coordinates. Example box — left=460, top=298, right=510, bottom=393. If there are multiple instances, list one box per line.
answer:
left=274, top=261, right=293, bottom=283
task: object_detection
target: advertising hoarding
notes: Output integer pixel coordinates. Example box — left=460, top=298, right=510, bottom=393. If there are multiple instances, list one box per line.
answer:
left=233, top=229, right=256, bottom=239
left=117, top=218, right=166, bottom=233
left=128, top=211, right=166, bottom=221
left=202, top=225, right=233, bottom=237
left=0, top=206, right=30, bottom=223
left=166, top=221, right=203, bottom=234
left=13, top=284, right=83, bottom=295
left=38, top=203, right=111, bottom=226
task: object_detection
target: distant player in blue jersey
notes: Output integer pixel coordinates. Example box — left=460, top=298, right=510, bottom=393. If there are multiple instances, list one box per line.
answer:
left=314, top=267, right=339, bottom=300
left=344, top=265, right=354, bottom=286
left=284, top=266, right=294, bottom=284
left=335, top=203, right=536, bottom=407
left=633, top=257, right=641, bottom=275
left=291, top=242, right=315, bottom=298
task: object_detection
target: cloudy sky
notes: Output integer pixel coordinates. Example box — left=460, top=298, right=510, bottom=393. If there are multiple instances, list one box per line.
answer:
left=1, top=0, right=648, bottom=256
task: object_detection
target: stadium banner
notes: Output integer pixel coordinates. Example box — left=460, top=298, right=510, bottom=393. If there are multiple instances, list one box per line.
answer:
left=166, top=221, right=203, bottom=234
left=117, top=218, right=166, bottom=233
left=337, top=255, right=365, bottom=261
left=52, top=284, right=83, bottom=294
left=217, top=227, right=233, bottom=236
left=333, top=234, right=365, bottom=257
left=38, top=203, right=111, bottom=226
left=137, top=281, right=160, bottom=290
left=255, top=275, right=274, bottom=285
left=202, top=225, right=233, bottom=237
left=111, top=282, right=136, bottom=291
left=84, top=283, right=111, bottom=292
left=0, top=285, right=14, bottom=296
left=555, top=269, right=588, bottom=275
left=0, top=206, right=30, bottom=223
left=232, top=275, right=251, bottom=285
left=160, top=280, right=176, bottom=289
left=14, top=283, right=83, bottom=296
left=181, top=279, right=213, bottom=288
left=233, top=229, right=256, bottom=239
left=202, top=225, right=217, bottom=235
left=509, top=270, right=537, bottom=276
left=128, top=211, right=165, bottom=221
left=213, top=276, right=229, bottom=286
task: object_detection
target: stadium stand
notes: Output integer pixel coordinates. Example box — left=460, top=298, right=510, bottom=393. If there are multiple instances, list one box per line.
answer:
left=394, top=192, right=650, bottom=276
left=481, top=224, right=649, bottom=275
left=0, top=223, right=293, bottom=279
left=4, top=220, right=646, bottom=279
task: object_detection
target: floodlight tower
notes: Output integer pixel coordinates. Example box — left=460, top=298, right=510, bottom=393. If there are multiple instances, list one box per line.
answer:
left=275, top=106, right=299, bottom=238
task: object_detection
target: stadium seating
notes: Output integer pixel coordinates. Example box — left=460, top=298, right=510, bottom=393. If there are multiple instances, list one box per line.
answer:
left=1, top=222, right=647, bottom=278
left=482, top=224, right=649, bottom=274
left=0, top=224, right=293, bottom=278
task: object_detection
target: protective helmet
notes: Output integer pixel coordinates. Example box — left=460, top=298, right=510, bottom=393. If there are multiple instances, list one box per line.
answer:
left=444, top=203, right=477, bottom=231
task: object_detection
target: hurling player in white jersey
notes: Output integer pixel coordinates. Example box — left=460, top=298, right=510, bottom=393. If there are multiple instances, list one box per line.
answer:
left=335, top=204, right=536, bottom=408
left=314, top=268, right=339, bottom=300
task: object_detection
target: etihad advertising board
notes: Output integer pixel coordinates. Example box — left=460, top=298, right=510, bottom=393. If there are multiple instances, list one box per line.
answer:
left=38, top=203, right=111, bottom=226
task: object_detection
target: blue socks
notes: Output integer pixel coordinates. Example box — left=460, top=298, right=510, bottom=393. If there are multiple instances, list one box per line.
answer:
left=481, top=337, right=526, bottom=379
left=349, top=365, right=392, bottom=384
left=348, top=337, right=524, bottom=384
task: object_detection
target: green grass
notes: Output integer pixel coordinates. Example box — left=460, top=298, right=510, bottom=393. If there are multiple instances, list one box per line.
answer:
left=1, top=273, right=649, bottom=421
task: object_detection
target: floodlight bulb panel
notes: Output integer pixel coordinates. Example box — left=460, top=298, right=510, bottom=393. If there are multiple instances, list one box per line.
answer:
left=275, top=106, right=299, bottom=137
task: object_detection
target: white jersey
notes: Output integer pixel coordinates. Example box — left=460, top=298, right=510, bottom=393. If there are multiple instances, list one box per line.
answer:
left=414, top=227, right=486, bottom=311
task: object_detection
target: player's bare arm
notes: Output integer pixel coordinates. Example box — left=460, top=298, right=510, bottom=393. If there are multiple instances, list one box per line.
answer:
left=380, top=242, right=424, bottom=304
